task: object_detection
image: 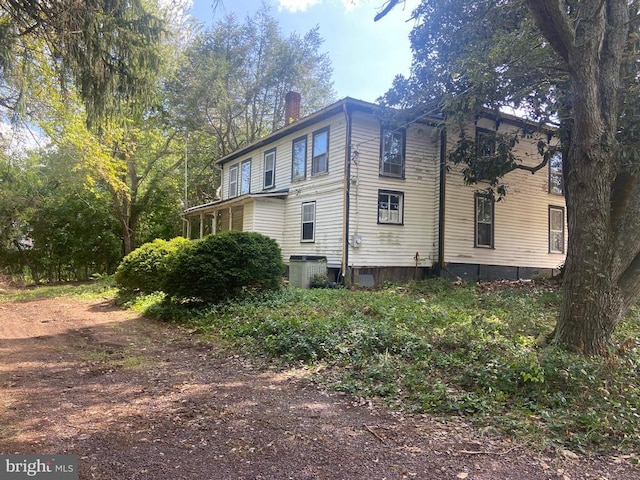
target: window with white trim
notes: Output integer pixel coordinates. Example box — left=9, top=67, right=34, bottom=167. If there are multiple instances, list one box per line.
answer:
left=380, top=129, right=405, bottom=177
left=240, top=159, right=251, bottom=195
left=263, top=149, right=275, bottom=189
left=475, top=193, right=494, bottom=247
left=301, top=202, right=316, bottom=242
left=292, top=136, right=307, bottom=181
left=549, top=206, right=565, bottom=253
left=311, top=128, right=329, bottom=175
left=378, top=190, right=404, bottom=225
left=549, top=152, right=564, bottom=195
left=229, top=164, right=239, bottom=198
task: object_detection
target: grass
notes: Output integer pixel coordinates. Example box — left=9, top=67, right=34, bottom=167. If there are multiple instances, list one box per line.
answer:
left=132, top=278, right=640, bottom=454
left=0, top=276, right=117, bottom=302
left=4, top=277, right=640, bottom=453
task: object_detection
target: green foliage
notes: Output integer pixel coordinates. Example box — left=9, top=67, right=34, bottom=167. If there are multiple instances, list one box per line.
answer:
left=164, top=4, right=335, bottom=205
left=0, top=0, right=164, bottom=127
left=163, top=231, right=285, bottom=303
left=114, top=237, right=192, bottom=294
left=132, top=279, right=640, bottom=452
left=0, top=151, right=121, bottom=283
left=383, top=0, right=640, bottom=354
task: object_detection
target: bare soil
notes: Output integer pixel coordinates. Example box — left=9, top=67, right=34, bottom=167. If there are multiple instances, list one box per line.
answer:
left=0, top=297, right=638, bottom=480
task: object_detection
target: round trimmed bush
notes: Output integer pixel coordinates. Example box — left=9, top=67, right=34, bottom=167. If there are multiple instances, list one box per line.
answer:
left=163, top=231, right=285, bottom=303
left=115, top=237, right=193, bottom=293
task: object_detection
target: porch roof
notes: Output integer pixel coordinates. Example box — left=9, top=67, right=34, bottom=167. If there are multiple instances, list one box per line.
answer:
left=183, top=188, right=290, bottom=216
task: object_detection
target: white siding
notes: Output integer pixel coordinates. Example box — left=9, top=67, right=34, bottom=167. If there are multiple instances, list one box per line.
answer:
left=281, top=115, right=347, bottom=267
left=216, top=111, right=348, bottom=267
left=252, top=198, right=286, bottom=248
left=444, top=118, right=567, bottom=269
left=201, top=103, right=567, bottom=277
left=242, top=202, right=254, bottom=231
left=347, top=112, right=440, bottom=269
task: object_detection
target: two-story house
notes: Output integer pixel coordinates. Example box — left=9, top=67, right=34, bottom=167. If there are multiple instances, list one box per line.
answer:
left=183, top=94, right=566, bottom=286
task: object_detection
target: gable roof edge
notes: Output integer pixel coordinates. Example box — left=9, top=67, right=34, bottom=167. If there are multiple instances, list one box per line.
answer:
left=215, top=97, right=376, bottom=166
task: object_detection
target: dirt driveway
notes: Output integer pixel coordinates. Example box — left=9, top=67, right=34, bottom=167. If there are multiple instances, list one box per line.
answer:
left=0, top=297, right=638, bottom=479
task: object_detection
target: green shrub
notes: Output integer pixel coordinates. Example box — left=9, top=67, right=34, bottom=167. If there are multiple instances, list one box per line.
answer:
left=115, top=237, right=192, bottom=293
left=163, top=231, right=285, bottom=303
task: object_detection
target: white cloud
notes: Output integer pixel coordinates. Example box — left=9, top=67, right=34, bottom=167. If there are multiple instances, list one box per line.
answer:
left=341, top=0, right=361, bottom=12
left=277, top=0, right=322, bottom=12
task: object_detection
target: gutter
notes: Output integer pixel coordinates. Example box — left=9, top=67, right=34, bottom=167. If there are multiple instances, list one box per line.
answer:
left=342, top=103, right=353, bottom=285
left=437, top=125, right=447, bottom=274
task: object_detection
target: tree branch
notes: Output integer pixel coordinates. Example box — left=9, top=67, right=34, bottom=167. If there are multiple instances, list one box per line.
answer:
left=526, top=0, right=575, bottom=63
left=512, top=157, right=549, bottom=174
left=374, top=0, right=402, bottom=22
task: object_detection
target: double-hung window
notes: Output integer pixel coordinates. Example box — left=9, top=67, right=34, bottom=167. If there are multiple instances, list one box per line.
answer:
left=475, top=128, right=496, bottom=157
left=263, top=149, right=276, bottom=189
left=549, top=152, right=564, bottom=195
left=380, top=129, right=405, bottom=177
left=378, top=190, right=404, bottom=225
left=475, top=193, right=494, bottom=248
left=292, top=136, right=307, bottom=181
left=240, top=159, right=251, bottom=195
left=301, top=202, right=316, bottom=242
left=549, top=206, right=565, bottom=253
left=311, top=128, right=329, bottom=175
left=474, top=128, right=497, bottom=182
left=229, top=164, right=239, bottom=198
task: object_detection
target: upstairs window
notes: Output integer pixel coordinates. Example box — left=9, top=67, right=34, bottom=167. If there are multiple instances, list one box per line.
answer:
left=311, top=128, right=329, bottom=175
left=263, top=149, right=276, bottom=189
left=378, top=190, right=404, bottom=225
left=229, top=164, right=239, bottom=198
left=292, top=136, right=307, bottom=181
left=380, top=129, right=405, bottom=178
left=301, top=202, right=316, bottom=242
left=475, top=193, right=494, bottom=248
left=549, top=152, right=564, bottom=195
left=240, top=159, right=251, bottom=195
left=475, top=128, right=496, bottom=157
left=549, top=206, right=565, bottom=253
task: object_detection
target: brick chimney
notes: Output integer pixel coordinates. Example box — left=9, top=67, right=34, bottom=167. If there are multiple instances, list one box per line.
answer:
left=285, top=91, right=301, bottom=125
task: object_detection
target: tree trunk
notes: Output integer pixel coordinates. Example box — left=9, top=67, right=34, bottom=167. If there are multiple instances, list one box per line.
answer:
left=527, top=0, right=632, bottom=354
left=556, top=142, right=624, bottom=353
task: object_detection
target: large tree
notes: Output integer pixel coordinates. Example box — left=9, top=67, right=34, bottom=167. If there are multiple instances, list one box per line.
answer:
left=0, top=0, right=163, bottom=126
left=380, top=0, right=640, bottom=354
left=165, top=5, right=336, bottom=206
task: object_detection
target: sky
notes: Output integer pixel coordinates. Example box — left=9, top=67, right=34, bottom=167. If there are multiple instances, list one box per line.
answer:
left=189, top=0, right=420, bottom=103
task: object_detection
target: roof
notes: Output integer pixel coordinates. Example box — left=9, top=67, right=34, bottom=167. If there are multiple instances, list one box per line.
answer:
left=213, top=97, right=551, bottom=167
left=215, top=97, right=377, bottom=166
left=183, top=188, right=290, bottom=216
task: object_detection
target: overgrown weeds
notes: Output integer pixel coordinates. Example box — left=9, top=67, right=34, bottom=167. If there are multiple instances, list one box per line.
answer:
left=8, top=277, right=640, bottom=453
left=134, top=278, right=640, bottom=453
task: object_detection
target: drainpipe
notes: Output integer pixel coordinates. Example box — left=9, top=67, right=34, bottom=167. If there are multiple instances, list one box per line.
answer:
left=342, top=102, right=353, bottom=286
left=437, top=126, right=447, bottom=275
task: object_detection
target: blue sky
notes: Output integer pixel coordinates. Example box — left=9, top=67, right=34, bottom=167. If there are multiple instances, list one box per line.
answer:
left=189, top=0, right=420, bottom=103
